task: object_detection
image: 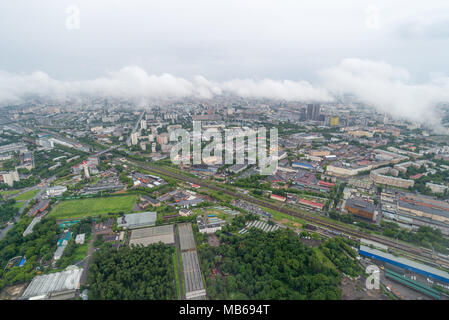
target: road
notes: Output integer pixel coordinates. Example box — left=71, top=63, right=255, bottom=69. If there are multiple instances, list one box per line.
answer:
left=0, top=176, right=55, bottom=241
left=80, top=221, right=97, bottom=286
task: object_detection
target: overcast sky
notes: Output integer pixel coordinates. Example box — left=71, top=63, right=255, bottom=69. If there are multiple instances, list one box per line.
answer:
left=1, top=0, right=449, bottom=80
left=1, top=1, right=449, bottom=128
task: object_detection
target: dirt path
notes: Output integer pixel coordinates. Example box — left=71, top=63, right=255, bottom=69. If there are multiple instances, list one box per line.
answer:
left=80, top=222, right=96, bottom=286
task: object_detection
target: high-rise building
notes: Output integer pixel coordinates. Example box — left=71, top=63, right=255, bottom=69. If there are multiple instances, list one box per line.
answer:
left=141, top=120, right=147, bottom=130
left=330, top=116, right=339, bottom=126
left=299, top=108, right=307, bottom=121
left=83, top=161, right=90, bottom=179
left=131, top=132, right=139, bottom=145
left=306, top=104, right=320, bottom=121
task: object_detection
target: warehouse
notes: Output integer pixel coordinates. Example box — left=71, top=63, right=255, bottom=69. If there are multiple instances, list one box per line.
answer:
left=178, top=223, right=206, bottom=300
left=20, top=267, right=83, bottom=300
left=129, top=225, right=174, bottom=246
left=227, top=163, right=248, bottom=174
left=117, top=211, right=156, bottom=229
left=270, top=194, right=286, bottom=202
left=298, top=198, right=324, bottom=211
left=178, top=223, right=196, bottom=251
left=182, top=251, right=206, bottom=299
left=359, top=245, right=449, bottom=285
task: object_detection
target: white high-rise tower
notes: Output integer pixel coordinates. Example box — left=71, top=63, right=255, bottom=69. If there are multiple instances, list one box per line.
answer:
left=83, top=160, right=90, bottom=179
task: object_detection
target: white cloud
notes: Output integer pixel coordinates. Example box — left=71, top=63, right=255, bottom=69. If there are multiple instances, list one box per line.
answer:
left=0, top=66, right=331, bottom=103
left=1, top=59, right=449, bottom=131
left=319, top=58, right=449, bottom=129
left=220, top=78, right=332, bottom=102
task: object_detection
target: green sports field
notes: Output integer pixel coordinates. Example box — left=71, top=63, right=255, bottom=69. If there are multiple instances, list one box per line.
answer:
left=48, top=195, right=137, bottom=219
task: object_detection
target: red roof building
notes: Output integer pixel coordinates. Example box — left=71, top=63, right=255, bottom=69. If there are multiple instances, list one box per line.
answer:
left=318, top=180, right=336, bottom=187
left=270, top=194, right=286, bottom=202
left=298, top=198, right=324, bottom=210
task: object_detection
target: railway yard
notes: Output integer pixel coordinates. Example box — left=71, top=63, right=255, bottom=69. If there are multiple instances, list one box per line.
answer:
left=131, top=161, right=449, bottom=271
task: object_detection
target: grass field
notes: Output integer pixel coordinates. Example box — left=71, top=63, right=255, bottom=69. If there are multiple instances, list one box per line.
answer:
left=72, top=238, right=91, bottom=262
left=259, top=204, right=306, bottom=227
left=14, top=189, right=39, bottom=201
left=48, top=195, right=137, bottom=219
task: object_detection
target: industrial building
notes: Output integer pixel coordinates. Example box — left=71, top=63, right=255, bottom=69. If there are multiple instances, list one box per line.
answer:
left=178, top=223, right=196, bottom=251
left=298, top=198, right=324, bottom=211
left=117, top=211, right=157, bottom=229
left=239, top=220, right=281, bottom=235
left=270, top=194, right=286, bottom=202
left=197, top=214, right=225, bottom=234
left=182, top=251, right=206, bottom=299
left=345, top=197, right=376, bottom=221
left=178, top=223, right=206, bottom=300
left=46, top=185, right=67, bottom=197
left=129, top=225, right=175, bottom=246
left=138, top=195, right=161, bottom=209
left=20, top=267, right=83, bottom=300
left=326, top=163, right=372, bottom=177
left=359, top=244, right=449, bottom=288
left=381, top=192, right=449, bottom=236
left=227, top=163, right=248, bottom=174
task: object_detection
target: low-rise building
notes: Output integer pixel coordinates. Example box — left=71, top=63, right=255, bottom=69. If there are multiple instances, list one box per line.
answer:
left=117, top=212, right=157, bottom=229
left=75, top=233, right=85, bottom=245
left=0, top=170, right=20, bottom=186
left=20, top=266, right=83, bottom=300
left=270, top=194, right=286, bottom=202
left=46, top=186, right=67, bottom=197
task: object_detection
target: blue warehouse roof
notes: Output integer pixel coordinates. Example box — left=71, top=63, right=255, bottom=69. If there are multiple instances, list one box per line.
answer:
left=359, top=245, right=449, bottom=284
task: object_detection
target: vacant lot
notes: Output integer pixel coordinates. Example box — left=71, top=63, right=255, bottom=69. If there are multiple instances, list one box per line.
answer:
left=48, top=195, right=137, bottom=219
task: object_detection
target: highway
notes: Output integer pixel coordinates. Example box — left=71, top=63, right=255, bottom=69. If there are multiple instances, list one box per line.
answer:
left=128, top=161, right=449, bottom=268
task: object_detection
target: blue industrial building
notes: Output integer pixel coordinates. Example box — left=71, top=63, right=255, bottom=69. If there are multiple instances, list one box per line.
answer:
left=359, top=245, right=449, bottom=285
left=292, top=162, right=315, bottom=170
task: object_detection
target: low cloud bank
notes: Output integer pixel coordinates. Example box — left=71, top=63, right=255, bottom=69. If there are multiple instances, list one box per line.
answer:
left=1, top=59, right=448, bottom=129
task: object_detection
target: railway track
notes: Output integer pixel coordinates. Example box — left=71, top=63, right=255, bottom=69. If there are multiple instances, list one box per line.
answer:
left=131, top=161, right=449, bottom=267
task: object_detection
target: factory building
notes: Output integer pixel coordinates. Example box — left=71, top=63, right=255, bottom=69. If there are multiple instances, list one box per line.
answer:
left=359, top=245, right=449, bottom=285
left=345, top=197, right=376, bottom=221
left=117, top=211, right=157, bottom=229
left=20, top=267, right=83, bottom=300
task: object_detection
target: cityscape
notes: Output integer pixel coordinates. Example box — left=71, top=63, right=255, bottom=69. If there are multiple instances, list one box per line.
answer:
left=1, top=1, right=449, bottom=309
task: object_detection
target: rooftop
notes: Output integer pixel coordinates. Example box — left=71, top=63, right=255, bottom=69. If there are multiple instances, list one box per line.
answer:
left=117, top=211, right=157, bottom=229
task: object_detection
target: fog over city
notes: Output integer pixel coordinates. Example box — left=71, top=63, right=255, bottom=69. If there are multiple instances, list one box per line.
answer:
left=1, top=1, right=449, bottom=127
